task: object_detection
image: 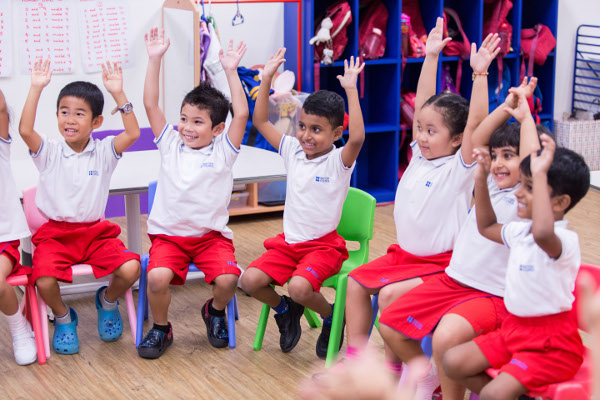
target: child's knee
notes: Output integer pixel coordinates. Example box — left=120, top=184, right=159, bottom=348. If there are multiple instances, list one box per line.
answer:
left=287, top=277, right=314, bottom=303
left=147, top=269, right=172, bottom=294
left=240, top=268, right=263, bottom=295
left=442, top=346, right=466, bottom=380
left=213, top=273, right=238, bottom=292
left=117, top=259, right=141, bottom=282
left=35, top=276, right=58, bottom=293
left=377, top=285, right=398, bottom=309
left=479, top=385, right=505, bottom=400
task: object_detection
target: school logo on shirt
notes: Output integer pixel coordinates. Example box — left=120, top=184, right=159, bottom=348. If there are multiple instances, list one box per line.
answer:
left=201, top=162, right=215, bottom=168
left=315, top=176, right=330, bottom=183
left=519, top=264, right=535, bottom=272
left=88, top=170, right=99, bottom=176
left=425, top=180, right=432, bottom=187
left=504, top=197, right=515, bottom=205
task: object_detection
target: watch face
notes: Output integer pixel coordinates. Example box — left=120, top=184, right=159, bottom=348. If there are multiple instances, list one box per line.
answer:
left=122, top=103, right=133, bottom=113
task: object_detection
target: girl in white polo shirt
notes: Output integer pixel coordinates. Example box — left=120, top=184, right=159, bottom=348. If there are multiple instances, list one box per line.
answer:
left=0, top=89, right=37, bottom=365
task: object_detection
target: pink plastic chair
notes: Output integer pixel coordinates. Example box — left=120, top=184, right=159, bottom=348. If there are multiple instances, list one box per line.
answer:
left=22, top=186, right=137, bottom=359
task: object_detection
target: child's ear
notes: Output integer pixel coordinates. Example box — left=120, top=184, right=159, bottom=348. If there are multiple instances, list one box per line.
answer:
left=451, top=132, right=463, bottom=148
left=92, top=115, right=104, bottom=130
left=333, top=126, right=344, bottom=141
left=552, top=194, right=571, bottom=213
left=212, top=122, right=225, bottom=136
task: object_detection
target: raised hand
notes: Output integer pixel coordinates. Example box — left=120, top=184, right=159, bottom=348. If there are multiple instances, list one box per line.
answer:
left=336, top=56, right=365, bottom=90
left=144, top=27, right=171, bottom=60
left=262, top=47, right=286, bottom=79
left=30, top=58, right=52, bottom=89
left=425, top=17, right=452, bottom=57
left=530, top=134, right=555, bottom=177
left=470, top=33, right=501, bottom=74
left=219, top=40, right=247, bottom=72
left=502, top=91, right=532, bottom=123
left=473, top=147, right=492, bottom=183
left=101, top=61, right=123, bottom=95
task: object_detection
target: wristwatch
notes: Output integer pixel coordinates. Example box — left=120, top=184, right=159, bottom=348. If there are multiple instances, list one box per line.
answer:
left=111, top=102, right=133, bottom=115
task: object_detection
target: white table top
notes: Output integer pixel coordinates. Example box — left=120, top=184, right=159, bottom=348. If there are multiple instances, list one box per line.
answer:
left=592, top=170, right=600, bottom=191
left=12, top=145, right=286, bottom=195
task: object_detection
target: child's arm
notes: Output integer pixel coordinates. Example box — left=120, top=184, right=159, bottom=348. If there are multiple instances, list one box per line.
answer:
left=473, top=148, right=504, bottom=243
left=529, top=134, right=562, bottom=259
left=413, top=17, right=451, bottom=140
left=471, top=77, right=538, bottom=148
left=143, top=27, right=170, bottom=138
left=502, top=87, right=542, bottom=159
left=103, top=61, right=140, bottom=155
left=461, top=34, right=501, bottom=164
left=219, top=40, right=249, bottom=149
left=18, top=58, right=52, bottom=153
left=252, top=48, right=286, bottom=150
left=337, top=56, right=365, bottom=167
left=0, top=89, right=8, bottom=141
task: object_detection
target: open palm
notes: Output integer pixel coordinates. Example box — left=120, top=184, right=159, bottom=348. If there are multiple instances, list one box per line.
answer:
left=102, top=61, right=123, bottom=95
left=263, top=47, right=286, bottom=78
left=145, top=27, right=170, bottom=60
left=336, top=56, right=365, bottom=89
left=31, top=58, right=52, bottom=88
left=220, top=40, right=247, bottom=72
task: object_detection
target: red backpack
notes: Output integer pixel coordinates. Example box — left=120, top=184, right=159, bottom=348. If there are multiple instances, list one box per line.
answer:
left=520, top=24, right=556, bottom=77
left=358, top=0, right=388, bottom=60
left=312, top=1, right=353, bottom=64
left=483, top=0, right=513, bottom=90
left=443, top=7, right=470, bottom=91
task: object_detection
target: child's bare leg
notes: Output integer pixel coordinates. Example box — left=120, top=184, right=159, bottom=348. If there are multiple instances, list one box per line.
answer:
left=288, top=276, right=330, bottom=316
left=443, top=340, right=492, bottom=395
left=432, top=314, right=477, bottom=400
left=36, top=276, right=67, bottom=316
left=211, top=273, right=238, bottom=310
left=380, top=324, right=424, bottom=361
left=479, top=373, right=527, bottom=400
left=240, top=267, right=280, bottom=307
left=346, top=277, right=379, bottom=348
left=147, top=267, right=175, bottom=325
left=106, top=259, right=141, bottom=301
left=0, top=256, right=18, bottom=315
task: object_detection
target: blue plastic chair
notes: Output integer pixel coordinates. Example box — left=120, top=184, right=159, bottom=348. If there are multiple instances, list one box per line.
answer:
left=136, top=181, right=239, bottom=348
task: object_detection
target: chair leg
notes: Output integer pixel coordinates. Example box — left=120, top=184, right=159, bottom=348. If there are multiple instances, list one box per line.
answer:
left=253, top=303, right=271, bottom=351
left=304, top=308, right=322, bottom=328
left=233, top=293, right=239, bottom=321
left=26, top=283, right=46, bottom=365
left=124, top=288, right=137, bottom=345
left=136, top=255, right=149, bottom=348
left=325, top=275, right=347, bottom=368
left=36, top=291, right=51, bottom=359
left=226, top=297, right=236, bottom=349
left=368, top=294, right=379, bottom=338
left=421, top=335, right=433, bottom=359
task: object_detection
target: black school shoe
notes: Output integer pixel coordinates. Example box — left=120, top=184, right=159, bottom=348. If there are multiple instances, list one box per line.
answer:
left=137, top=324, right=173, bottom=359
left=274, top=296, right=304, bottom=353
left=201, top=300, right=229, bottom=348
left=316, top=314, right=345, bottom=359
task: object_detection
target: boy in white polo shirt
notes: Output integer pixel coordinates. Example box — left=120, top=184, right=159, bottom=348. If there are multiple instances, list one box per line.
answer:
left=240, top=49, right=365, bottom=359
left=0, top=88, right=37, bottom=365
left=444, top=131, right=590, bottom=398
left=18, top=59, right=142, bottom=355
left=137, top=28, right=248, bottom=359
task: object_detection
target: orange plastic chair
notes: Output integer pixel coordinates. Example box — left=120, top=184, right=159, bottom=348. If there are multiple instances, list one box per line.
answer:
left=22, top=186, right=137, bottom=359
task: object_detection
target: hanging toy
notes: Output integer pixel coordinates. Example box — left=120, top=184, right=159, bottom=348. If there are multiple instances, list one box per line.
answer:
left=232, top=0, right=244, bottom=26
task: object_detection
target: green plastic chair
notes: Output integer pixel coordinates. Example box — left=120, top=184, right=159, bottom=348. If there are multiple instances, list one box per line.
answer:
left=252, top=187, right=376, bottom=367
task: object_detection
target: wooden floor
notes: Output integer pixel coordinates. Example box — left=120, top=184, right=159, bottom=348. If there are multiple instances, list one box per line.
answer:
left=1, top=189, right=598, bottom=399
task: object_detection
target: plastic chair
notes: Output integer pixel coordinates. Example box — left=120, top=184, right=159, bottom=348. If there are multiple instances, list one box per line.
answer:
left=22, top=186, right=137, bottom=359
left=135, top=181, right=239, bottom=349
left=252, top=187, right=376, bottom=367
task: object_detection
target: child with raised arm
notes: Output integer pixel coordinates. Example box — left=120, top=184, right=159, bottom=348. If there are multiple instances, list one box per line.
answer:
left=0, top=89, right=37, bottom=365
left=343, top=18, right=498, bottom=394
left=18, top=59, right=142, bottom=355
left=443, top=124, right=590, bottom=398
left=137, top=28, right=248, bottom=359
left=377, top=79, right=544, bottom=400
left=240, top=49, right=365, bottom=359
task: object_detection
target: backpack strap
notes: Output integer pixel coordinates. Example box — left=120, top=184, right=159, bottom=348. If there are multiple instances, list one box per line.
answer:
left=520, top=24, right=542, bottom=80
left=314, top=62, right=321, bottom=91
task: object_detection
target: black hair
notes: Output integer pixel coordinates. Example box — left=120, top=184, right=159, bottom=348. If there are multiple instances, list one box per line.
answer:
left=520, top=147, right=590, bottom=213
left=421, top=93, right=469, bottom=137
left=57, top=81, right=104, bottom=119
left=301, top=90, right=345, bottom=129
left=489, top=123, right=554, bottom=154
left=181, top=82, right=230, bottom=127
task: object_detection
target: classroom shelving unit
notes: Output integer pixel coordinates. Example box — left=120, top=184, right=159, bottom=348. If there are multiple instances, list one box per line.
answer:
left=302, top=0, right=559, bottom=203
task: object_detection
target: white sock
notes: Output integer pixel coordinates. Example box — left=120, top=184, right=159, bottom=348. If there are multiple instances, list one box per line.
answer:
left=5, top=311, right=37, bottom=365
left=413, top=362, right=440, bottom=400
left=6, top=310, right=28, bottom=335
left=100, top=287, right=117, bottom=311
left=55, top=308, right=72, bottom=324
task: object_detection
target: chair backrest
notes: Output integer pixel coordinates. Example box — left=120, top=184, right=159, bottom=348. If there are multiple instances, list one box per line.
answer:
left=337, top=187, right=376, bottom=261
left=22, top=186, right=48, bottom=235
left=148, top=181, right=158, bottom=213
left=574, top=263, right=600, bottom=330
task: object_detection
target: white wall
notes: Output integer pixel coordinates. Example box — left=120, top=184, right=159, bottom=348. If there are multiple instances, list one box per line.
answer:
left=554, top=0, right=600, bottom=119
left=1, top=0, right=283, bottom=161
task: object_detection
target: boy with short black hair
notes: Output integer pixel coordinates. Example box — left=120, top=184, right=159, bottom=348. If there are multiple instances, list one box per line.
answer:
left=18, top=59, right=142, bottom=355
left=137, top=28, right=248, bottom=358
left=241, top=49, right=365, bottom=359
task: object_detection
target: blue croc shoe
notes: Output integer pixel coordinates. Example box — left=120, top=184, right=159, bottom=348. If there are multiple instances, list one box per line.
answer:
left=95, top=286, right=123, bottom=342
left=53, top=307, right=79, bottom=354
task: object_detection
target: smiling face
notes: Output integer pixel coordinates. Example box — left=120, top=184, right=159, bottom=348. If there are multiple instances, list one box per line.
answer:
left=56, top=96, right=102, bottom=151
left=177, top=104, right=224, bottom=149
left=490, top=145, right=520, bottom=189
left=415, top=105, right=462, bottom=160
left=297, top=110, right=342, bottom=159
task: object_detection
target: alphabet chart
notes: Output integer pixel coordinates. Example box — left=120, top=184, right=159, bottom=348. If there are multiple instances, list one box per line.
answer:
left=79, top=1, right=133, bottom=73
left=19, top=0, right=74, bottom=74
left=0, top=2, right=12, bottom=76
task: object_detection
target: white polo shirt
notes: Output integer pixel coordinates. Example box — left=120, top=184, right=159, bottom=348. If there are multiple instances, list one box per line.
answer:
left=501, top=220, right=581, bottom=317
left=279, top=135, right=355, bottom=244
left=446, top=175, right=520, bottom=296
left=394, top=141, right=476, bottom=256
left=146, top=124, right=239, bottom=239
left=31, top=135, right=120, bottom=222
left=0, top=137, right=31, bottom=242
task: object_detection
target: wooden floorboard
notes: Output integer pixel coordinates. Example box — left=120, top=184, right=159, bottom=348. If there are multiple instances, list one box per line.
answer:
left=1, top=189, right=598, bottom=399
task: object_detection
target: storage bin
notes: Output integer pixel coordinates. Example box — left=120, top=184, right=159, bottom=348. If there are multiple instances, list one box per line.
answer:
left=229, top=191, right=250, bottom=208
left=554, top=118, right=600, bottom=171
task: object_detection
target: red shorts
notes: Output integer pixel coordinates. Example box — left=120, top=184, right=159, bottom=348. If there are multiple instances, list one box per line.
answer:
left=247, top=230, right=348, bottom=292
left=474, top=311, right=583, bottom=390
left=379, top=273, right=507, bottom=339
left=32, top=219, right=140, bottom=283
left=349, top=244, right=452, bottom=289
left=0, top=240, right=32, bottom=277
left=148, top=232, right=241, bottom=285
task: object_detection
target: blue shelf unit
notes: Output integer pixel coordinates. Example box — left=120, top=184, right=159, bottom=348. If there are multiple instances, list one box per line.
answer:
left=302, top=0, right=558, bottom=203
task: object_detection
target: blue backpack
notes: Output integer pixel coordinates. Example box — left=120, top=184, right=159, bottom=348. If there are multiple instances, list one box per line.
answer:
left=238, top=67, right=277, bottom=152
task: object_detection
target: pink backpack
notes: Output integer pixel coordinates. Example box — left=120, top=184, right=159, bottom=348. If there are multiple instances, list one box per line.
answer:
left=402, top=0, right=427, bottom=57
left=483, top=0, right=513, bottom=91
left=313, top=1, right=352, bottom=64
left=520, top=24, right=556, bottom=78
left=443, top=7, right=470, bottom=91
left=358, top=0, right=388, bottom=60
